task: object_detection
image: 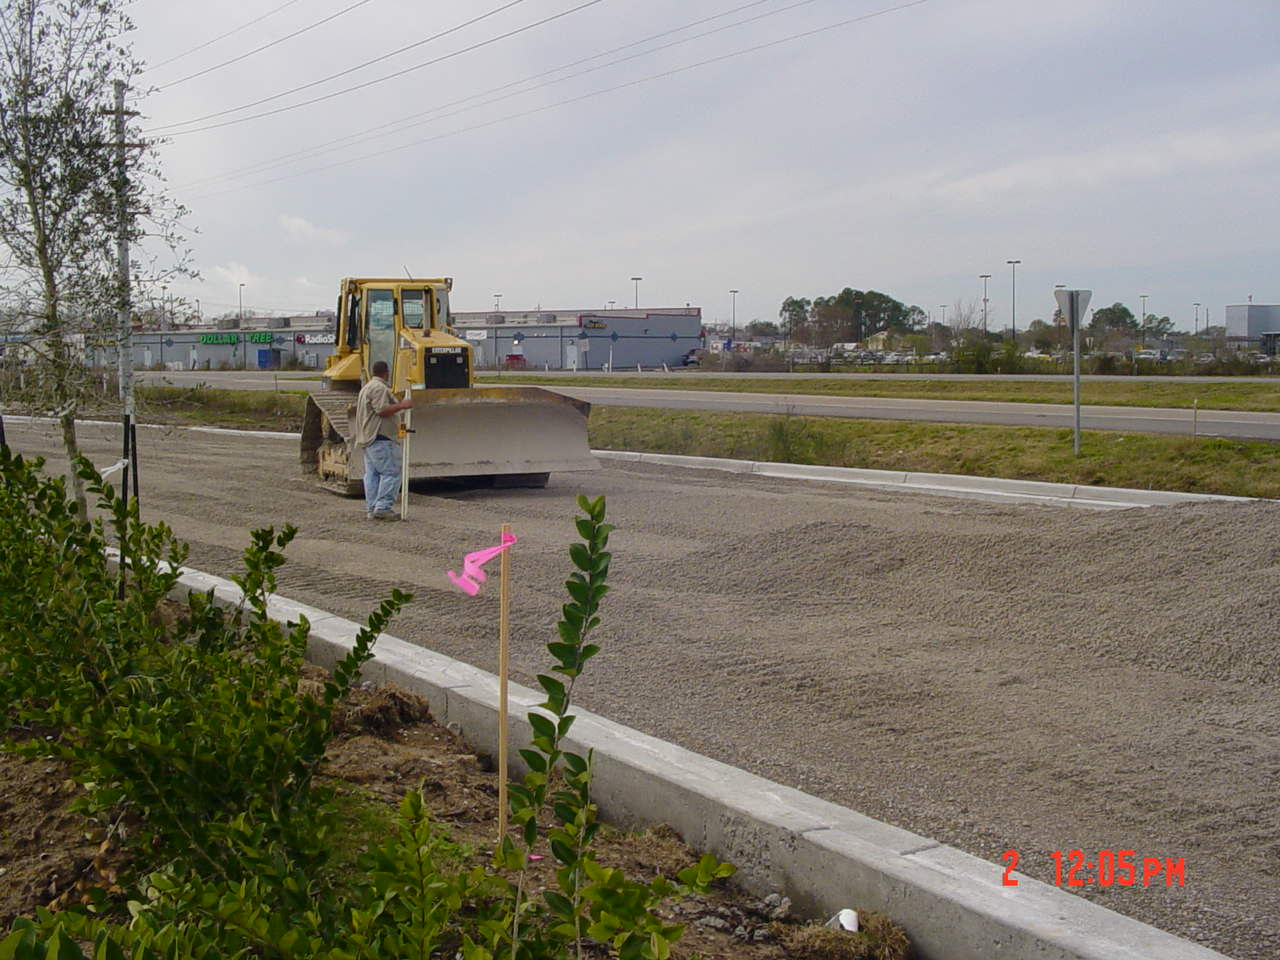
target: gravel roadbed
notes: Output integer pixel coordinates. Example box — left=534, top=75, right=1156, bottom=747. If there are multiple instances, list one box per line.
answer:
left=11, top=420, right=1278, bottom=960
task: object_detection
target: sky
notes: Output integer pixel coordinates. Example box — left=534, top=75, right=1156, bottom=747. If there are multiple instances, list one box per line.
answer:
left=126, top=0, right=1280, bottom=332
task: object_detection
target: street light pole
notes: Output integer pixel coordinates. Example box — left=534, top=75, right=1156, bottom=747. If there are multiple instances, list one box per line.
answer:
left=630, top=276, right=642, bottom=309
left=493, top=293, right=503, bottom=312
left=979, top=275, right=991, bottom=332
left=1006, top=260, right=1021, bottom=340
left=238, top=283, right=245, bottom=324
left=1139, top=294, right=1148, bottom=346
left=729, top=289, right=739, bottom=345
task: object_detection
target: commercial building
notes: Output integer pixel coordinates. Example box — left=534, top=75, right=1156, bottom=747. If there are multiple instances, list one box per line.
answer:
left=1225, top=304, right=1280, bottom=353
left=86, top=314, right=337, bottom=370
left=83, top=304, right=705, bottom=372
left=452, top=307, right=703, bottom=371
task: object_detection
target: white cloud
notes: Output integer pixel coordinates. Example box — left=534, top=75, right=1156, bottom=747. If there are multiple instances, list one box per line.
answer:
left=278, top=214, right=346, bottom=247
left=211, top=261, right=262, bottom=288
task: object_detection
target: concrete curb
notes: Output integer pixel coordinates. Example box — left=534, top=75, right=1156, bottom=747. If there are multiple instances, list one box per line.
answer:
left=143, top=553, right=1226, bottom=960
left=592, top=450, right=1256, bottom=510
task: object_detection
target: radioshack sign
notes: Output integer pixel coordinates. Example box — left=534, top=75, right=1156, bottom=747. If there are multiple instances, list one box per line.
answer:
left=294, top=333, right=336, bottom=344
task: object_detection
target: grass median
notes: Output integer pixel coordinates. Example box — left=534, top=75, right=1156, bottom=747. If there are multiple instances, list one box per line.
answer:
left=587, top=407, right=1280, bottom=498
left=480, top=373, right=1280, bottom=412
left=63, top=386, right=1280, bottom=498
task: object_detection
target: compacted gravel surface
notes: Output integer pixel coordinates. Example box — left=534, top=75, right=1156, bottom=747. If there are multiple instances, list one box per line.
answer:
left=11, top=419, right=1279, bottom=960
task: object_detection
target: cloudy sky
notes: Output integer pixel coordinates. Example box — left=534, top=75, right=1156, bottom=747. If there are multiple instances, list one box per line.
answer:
left=128, top=0, right=1280, bottom=331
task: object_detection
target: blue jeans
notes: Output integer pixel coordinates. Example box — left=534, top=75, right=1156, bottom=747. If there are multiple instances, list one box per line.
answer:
left=363, top=439, right=401, bottom=515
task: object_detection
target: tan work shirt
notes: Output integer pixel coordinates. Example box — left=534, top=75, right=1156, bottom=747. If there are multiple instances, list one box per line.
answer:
left=353, top=376, right=400, bottom=447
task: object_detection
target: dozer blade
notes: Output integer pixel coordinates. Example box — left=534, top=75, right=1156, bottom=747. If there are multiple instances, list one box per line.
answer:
left=300, top=386, right=598, bottom=496
left=404, top=386, right=598, bottom=481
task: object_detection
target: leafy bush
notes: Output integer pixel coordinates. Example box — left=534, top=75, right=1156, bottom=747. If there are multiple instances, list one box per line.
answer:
left=1, top=458, right=734, bottom=959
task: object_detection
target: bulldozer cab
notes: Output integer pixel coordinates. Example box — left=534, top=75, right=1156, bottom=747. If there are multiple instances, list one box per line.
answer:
left=335, top=278, right=457, bottom=389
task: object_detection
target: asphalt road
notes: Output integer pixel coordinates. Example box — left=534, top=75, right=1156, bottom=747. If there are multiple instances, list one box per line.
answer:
left=138, top=370, right=1280, bottom=441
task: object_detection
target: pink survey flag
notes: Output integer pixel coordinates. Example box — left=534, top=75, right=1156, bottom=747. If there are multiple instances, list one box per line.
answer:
left=448, top=532, right=518, bottom=595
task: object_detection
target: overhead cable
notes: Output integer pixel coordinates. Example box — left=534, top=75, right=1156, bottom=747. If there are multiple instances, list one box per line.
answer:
left=147, top=0, right=537, bottom=129
left=185, top=0, right=931, bottom=201
left=177, top=0, right=799, bottom=190
left=142, top=0, right=308, bottom=74
left=177, top=0, right=785, bottom=189
left=154, top=0, right=379, bottom=91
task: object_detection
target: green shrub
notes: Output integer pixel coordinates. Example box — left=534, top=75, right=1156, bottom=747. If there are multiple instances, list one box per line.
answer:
left=2, top=469, right=735, bottom=960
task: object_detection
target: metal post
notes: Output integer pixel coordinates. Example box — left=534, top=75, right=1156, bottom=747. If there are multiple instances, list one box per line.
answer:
left=631, top=276, right=642, bottom=309
left=400, top=390, right=412, bottom=520
left=979, top=275, right=991, bottom=332
left=1007, top=260, right=1021, bottom=340
left=1073, top=296, right=1082, bottom=457
left=730, top=289, right=739, bottom=346
left=130, top=422, right=139, bottom=502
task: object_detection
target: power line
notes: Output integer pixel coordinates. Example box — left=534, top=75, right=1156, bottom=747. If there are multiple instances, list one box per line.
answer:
left=148, top=0, right=533, bottom=129
left=154, top=0, right=379, bottom=92
left=176, top=0, right=786, bottom=190
left=186, top=0, right=930, bottom=201
left=142, top=0, right=308, bottom=74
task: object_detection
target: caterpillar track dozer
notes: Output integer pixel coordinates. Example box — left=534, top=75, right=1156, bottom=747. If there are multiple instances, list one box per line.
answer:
left=300, top=277, right=598, bottom=496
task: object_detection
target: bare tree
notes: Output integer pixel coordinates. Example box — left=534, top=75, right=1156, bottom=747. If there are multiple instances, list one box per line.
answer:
left=948, top=298, right=982, bottom=336
left=0, top=0, right=190, bottom=512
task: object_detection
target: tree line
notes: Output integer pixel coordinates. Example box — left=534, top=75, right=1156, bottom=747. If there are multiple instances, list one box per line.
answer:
left=776, top=289, right=925, bottom=345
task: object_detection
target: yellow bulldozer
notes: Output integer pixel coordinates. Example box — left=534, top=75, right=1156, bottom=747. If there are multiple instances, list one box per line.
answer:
left=300, top=277, right=598, bottom=495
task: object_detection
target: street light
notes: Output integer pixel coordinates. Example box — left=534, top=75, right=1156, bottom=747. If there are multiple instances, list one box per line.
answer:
left=729, top=289, right=739, bottom=344
left=1139, top=294, right=1148, bottom=345
left=979, top=275, right=991, bottom=332
left=493, top=293, right=503, bottom=311
left=1006, top=260, right=1021, bottom=340
left=630, top=276, right=642, bottom=309
left=238, top=283, right=245, bottom=323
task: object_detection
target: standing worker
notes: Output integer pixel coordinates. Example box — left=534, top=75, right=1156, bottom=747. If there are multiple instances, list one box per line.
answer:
left=353, top=360, right=413, bottom=519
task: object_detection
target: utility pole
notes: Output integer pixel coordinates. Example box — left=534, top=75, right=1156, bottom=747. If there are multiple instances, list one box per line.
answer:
left=109, top=78, right=142, bottom=516
left=979, top=275, right=991, bottom=332
left=113, top=82, right=133, bottom=417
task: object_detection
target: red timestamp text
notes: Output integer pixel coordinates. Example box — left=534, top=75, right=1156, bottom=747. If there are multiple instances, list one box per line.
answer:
left=1000, top=849, right=1186, bottom=888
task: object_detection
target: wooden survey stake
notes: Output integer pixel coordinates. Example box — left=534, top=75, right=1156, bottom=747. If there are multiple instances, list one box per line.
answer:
left=498, top=522, right=511, bottom=840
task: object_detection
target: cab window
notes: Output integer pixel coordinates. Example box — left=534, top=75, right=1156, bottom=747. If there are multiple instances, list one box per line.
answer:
left=366, top=289, right=396, bottom=377
left=402, top=289, right=425, bottom=328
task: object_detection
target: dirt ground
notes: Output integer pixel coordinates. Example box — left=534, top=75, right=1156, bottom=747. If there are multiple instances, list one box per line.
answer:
left=6, top=419, right=1278, bottom=959
left=1, top=674, right=906, bottom=959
